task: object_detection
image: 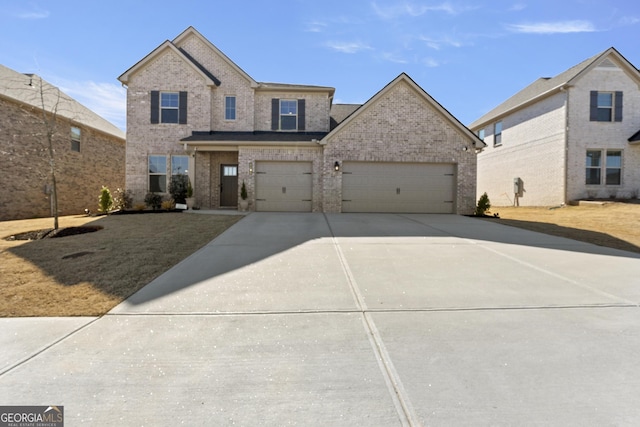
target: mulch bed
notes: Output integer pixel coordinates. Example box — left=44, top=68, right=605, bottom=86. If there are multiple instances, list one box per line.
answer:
left=4, top=226, right=103, bottom=241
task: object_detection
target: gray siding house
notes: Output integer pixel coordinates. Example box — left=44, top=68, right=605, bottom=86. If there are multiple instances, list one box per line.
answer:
left=119, top=27, right=483, bottom=214
left=470, top=47, right=640, bottom=206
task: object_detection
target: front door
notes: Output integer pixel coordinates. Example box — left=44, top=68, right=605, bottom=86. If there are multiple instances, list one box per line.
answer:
left=220, top=164, right=238, bottom=207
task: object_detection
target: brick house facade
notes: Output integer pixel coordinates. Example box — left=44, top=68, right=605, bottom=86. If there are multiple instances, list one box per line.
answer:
left=119, top=27, right=483, bottom=214
left=470, top=48, right=640, bottom=206
left=0, top=65, right=125, bottom=221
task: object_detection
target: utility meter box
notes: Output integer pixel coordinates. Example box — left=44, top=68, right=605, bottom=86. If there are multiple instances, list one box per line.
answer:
left=513, top=177, right=523, bottom=197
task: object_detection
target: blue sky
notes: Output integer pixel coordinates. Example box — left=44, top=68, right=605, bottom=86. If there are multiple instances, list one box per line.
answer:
left=1, top=0, right=639, bottom=131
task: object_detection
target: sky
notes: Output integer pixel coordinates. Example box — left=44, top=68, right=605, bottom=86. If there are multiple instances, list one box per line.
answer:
left=1, top=0, right=639, bottom=131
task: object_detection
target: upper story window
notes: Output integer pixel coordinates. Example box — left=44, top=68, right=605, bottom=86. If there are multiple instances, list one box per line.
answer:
left=150, top=91, right=188, bottom=124
left=161, top=92, right=179, bottom=123
left=590, top=91, right=622, bottom=122
left=70, top=126, right=81, bottom=152
left=280, top=100, right=298, bottom=130
left=477, top=128, right=485, bottom=141
left=225, top=96, right=236, bottom=121
left=271, top=98, right=306, bottom=131
left=494, top=121, right=502, bottom=146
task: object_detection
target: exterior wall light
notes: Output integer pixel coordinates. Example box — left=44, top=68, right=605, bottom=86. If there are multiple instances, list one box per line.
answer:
left=249, top=161, right=254, bottom=175
left=334, top=161, right=340, bottom=171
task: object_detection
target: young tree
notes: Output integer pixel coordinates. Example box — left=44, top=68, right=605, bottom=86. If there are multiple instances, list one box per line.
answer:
left=34, top=75, right=62, bottom=229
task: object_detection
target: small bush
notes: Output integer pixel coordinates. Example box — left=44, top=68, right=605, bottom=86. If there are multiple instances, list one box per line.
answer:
left=240, top=181, right=248, bottom=200
left=98, top=186, right=113, bottom=214
left=169, top=175, right=189, bottom=204
left=475, top=192, right=491, bottom=216
left=144, top=192, right=163, bottom=210
left=161, top=199, right=175, bottom=211
left=113, top=188, right=133, bottom=211
left=134, top=203, right=146, bottom=211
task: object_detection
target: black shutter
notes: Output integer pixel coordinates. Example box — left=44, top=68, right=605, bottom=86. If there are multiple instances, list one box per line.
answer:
left=298, top=99, right=306, bottom=131
left=150, top=91, right=159, bottom=124
left=614, top=91, right=623, bottom=122
left=589, top=91, right=598, bottom=121
left=271, top=98, right=279, bottom=130
left=179, top=91, right=188, bottom=124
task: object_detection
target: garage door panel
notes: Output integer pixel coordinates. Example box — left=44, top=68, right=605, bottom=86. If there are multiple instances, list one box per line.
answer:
left=342, top=162, right=455, bottom=213
left=255, top=161, right=312, bottom=212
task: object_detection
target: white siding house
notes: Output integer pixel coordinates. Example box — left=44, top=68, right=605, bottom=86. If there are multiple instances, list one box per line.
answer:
left=470, top=48, right=640, bottom=206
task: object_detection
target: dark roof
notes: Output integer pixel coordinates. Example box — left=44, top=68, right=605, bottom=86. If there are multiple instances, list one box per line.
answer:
left=330, top=104, right=361, bottom=130
left=629, top=129, right=640, bottom=143
left=178, top=48, right=221, bottom=86
left=182, top=131, right=328, bottom=142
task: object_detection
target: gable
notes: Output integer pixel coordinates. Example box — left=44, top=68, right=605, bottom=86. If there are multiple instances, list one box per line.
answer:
left=324, top=73, right=483, bottom=148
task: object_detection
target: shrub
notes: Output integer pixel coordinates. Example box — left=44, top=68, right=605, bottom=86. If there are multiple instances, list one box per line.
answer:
left=134, top=203, right=146, bottom=211
left=144, top=192, right=163, bottom=210
left=240, top=181, right=248, bottom=200
left=187, top=179, right=193, bottom=198
left=475, top=192, right=491, bottom=216
left=98, top=186, right=113, bottom=214
left=169, top=175, right=189, bottom=204
left=161, top=199, right=175, bottom=211
left=113, top=188, right=133, bottom=211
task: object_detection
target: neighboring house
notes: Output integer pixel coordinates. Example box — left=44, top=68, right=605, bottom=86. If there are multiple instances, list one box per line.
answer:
left=470, top=47, right=640, bottom=206
left=118, top=27, right=483, bottom=214
left=0, top=64, right=125, bottom=221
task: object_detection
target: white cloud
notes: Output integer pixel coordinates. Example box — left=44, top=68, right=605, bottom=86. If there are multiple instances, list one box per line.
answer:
left=305, top=21, right=327, bottom=32
left=423, top=57, right=443, bottom=68
left=507, top=20, right=596, bottom=34
left=15, top=5, right=49, bottom=19
left=380, top=52, right=409, bottom=64
left=372, top=1, right=476, bottom=19
left=619, top=16, right=640, bottom=26
left=419, top=35, right=463, bottom=50
left=60, top=80, right=126, bottom=130
left=325, top=41, right=372, bottom=54
left=509, top=3, right=527, bottom=11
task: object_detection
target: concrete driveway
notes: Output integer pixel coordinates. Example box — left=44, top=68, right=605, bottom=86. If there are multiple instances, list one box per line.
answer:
left=1, top=213, right=640, bottom=425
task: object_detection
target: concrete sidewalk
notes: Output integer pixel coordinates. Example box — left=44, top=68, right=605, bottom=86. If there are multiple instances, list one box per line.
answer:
left=1, top=213, right=639, bottom=425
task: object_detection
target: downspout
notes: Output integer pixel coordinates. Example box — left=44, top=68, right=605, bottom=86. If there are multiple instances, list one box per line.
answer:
left=562, top=86, right=570, bottom=204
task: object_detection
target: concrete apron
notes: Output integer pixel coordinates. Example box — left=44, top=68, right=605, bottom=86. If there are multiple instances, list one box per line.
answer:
left=1, top=213, right=640, bottom=425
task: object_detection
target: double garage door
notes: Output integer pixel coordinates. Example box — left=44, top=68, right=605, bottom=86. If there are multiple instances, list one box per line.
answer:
left=254, top=161, right=456, bottom=213
left=342, top=162, right=456, bottom=213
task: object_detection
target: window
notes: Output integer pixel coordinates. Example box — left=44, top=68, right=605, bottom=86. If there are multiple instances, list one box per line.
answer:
left=585, top=150, right=622, bottom=186
left=606, top=150, right=622, bottom=185
left=280, top=100, right=298, bottom=130
left=478, top=129, right=485, bottom=141
left=225, top=96, right=236, bottom=120
left=223, top=165, right=238, bottom=176
left=151, top=91, right=187, bottom=124
left=149, top=155, right=167, bottom=192
left=585, top=150, right=601, bottom=185
left=171, top=155, right=189, bottom=176
left=590, top=91, right=622, bottom=122
left=161, top=92, right=179, bottom=123
left=494, top=121, right=502, bottom=146
left=71, top=126, right=81, bottom=152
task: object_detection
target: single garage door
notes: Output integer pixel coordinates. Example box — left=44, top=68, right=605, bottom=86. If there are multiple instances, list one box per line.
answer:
left=342, top=162, right=456, bottom=213
left=255, top=161, right=313, bottom=212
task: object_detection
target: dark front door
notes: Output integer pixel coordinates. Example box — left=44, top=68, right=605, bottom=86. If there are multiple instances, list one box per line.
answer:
left=220, top=164, right=238, bottom=207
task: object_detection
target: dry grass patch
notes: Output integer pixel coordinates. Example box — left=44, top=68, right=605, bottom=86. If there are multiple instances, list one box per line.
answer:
left=485, top=202, right=640, bottom=254
left=0, top=213, right=242, bottom=317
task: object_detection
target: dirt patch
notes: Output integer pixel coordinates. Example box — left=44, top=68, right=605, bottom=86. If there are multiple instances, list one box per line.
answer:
left=0, top=213, right=242, bottom=317
left=481, top=202, right=640, bottom=254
